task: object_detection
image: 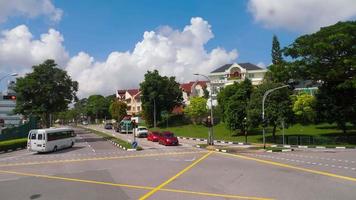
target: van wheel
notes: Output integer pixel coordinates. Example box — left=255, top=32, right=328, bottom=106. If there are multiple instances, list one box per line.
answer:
left=53, top=146, right=58, bottom=152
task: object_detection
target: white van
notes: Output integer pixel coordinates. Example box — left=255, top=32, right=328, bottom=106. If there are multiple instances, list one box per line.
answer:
left=27, top=128, right=76, bottom=153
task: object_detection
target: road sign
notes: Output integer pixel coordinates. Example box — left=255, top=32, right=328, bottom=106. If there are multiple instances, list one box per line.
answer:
left=132, top=141, right=138, bottom=149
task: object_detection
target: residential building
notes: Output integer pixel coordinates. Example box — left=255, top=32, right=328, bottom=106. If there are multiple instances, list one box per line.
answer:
left=116, top=89, right=142, bottom=115
left=180, top=81, right=208, bottom=105
left=208, top=63, right=267, bottom=92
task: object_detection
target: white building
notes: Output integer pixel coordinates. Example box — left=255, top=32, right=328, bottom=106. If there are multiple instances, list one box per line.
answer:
left=209, top=63, right=267, bottom=92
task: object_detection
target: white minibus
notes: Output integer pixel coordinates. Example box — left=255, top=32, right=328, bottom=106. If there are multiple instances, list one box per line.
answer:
left=27, top=128, right=76, bottom=153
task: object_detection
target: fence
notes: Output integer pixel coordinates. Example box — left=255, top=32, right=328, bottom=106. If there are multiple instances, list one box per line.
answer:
left=266, top=135, right=356, bottom=145
left=0, top=117, right=38, bottom=141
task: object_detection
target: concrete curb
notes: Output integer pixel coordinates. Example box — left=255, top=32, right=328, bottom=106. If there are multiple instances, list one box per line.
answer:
left=0, top=146, right=27, bottom=154
left=82, top=127, right=138, bottom=151
left=270, top=144, right=355, bottom=149
left=266, top=149, right=294, bottom=153
left=178, top=136, right=249, bottom=145
left=194, top=144, right=229, bottom=153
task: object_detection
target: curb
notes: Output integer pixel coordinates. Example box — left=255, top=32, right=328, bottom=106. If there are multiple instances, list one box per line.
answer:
left=195, top=145, right=229, bottom=153
left=0, top=146, right=27, bottom=154
left=178, top=136, right=249, bottom=145
left=270, top=144, right=355, bottom=149
left=83, top=128, right=138, bottom=151
left=266, top=149, right=294, bottom=153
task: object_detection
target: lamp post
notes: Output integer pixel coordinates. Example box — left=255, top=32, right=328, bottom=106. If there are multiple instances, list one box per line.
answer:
left=262, top=85, right=289, bottom=149
left=0, top=73, right=18, bottom=91
left=194, top=73, right=214, bottom=145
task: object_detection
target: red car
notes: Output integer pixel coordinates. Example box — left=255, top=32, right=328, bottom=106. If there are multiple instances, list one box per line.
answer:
left=158, top=131, right=179, bottom=146
left=147, top=131, right=160, bottom=142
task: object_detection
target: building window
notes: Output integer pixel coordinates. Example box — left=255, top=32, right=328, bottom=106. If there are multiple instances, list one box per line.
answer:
left=137, top=106, right=140, bottom=111
left=248, top=73, right=255, bottom=78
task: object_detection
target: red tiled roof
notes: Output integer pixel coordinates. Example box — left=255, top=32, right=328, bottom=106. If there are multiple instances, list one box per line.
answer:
left=127, top=89, right=141, bottom=97
left=180, top=81, right=208, bottom=93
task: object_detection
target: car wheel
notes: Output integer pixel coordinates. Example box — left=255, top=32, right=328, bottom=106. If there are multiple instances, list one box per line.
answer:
left=71, top=142, right=74, bottom=147
left=53, top=146, right=58, bottom=152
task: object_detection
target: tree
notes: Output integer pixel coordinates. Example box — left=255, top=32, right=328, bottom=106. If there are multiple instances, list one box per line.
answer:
left=284, top=21, right=356, bottom=133
left=86, top=95, right=110, bottom=122
left=247, top=82, right=294, bottom=141
left=14, top=59, right=78, bottom=128
left=109, top=100, right=127, bottom=122
left=264, top=35, right=290, bottom=83
left=184, top=97, right=208, bottom=124
left=221, top=80, right=253, bottom=134
left=292, top=93, right=316, bottom=124
left=140, top=70, right=183, bottom=127
left=272, top=35, right=283, bottom=65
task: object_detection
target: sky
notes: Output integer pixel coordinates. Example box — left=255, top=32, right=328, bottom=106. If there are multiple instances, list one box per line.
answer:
left=0, top=0, right=355, bottom=97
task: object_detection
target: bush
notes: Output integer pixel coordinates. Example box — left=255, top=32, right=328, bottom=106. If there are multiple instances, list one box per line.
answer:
left=0, top=138, right=27, bottom=152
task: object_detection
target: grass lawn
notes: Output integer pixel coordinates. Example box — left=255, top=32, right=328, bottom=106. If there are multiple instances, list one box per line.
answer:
left=153, top=123, right=356, bottom=145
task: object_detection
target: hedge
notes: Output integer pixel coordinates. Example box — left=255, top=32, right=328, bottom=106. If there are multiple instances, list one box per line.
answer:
left=0, top=138, right=27, bottom=152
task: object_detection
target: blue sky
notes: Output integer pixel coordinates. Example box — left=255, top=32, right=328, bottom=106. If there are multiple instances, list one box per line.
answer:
left=1, top=0, right=298, bottom=65
left=0, top=0, right=355, bottom=96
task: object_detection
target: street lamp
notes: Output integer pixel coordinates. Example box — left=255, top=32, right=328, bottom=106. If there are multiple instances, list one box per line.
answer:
left=262, top=85, right=289, bottom=149
left=0, top=73, right=18, bottom=94
left=194, top=73, right=214, bottom=145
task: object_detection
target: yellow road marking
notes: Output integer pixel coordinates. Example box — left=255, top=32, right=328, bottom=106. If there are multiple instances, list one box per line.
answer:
left=0, top=169, right=153, bottom=190
left=0, top=169, right=274, bottom=200
left=216, top=152, right=356, bottom=182
left=0, top=151, right=206, bottom=167
left=139, top=151, right=213, bottom=200
left=161, top=188, right=274, bottom=200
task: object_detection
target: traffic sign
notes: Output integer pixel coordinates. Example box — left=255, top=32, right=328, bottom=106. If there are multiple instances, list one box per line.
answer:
left=132, top=141, right=138, bottom=148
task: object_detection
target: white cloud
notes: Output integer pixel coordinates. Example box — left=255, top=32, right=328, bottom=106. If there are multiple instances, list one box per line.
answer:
left=66, top=17, right=238, bottom=97
left=248, top=0, right=356, bottom=32
left=0, top=0, right=62, bottom=23
left=0, top=17, right=238, bottom=98
left=0, top=25, right=69, bottom=74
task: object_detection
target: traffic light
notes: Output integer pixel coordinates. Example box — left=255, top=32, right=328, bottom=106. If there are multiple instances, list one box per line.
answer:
left=3, top=95, right=16, bottom=100
left=203, top=116, right=212, bottom=127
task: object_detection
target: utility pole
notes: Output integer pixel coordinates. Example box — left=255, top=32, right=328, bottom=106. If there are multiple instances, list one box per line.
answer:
left=153, top=98, right=156, bottom=128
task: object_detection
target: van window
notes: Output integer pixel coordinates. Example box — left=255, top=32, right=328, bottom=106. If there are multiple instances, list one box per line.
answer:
left=38, top=134, right=43, bottom=140
left=31, top=133, right=37, bottom=140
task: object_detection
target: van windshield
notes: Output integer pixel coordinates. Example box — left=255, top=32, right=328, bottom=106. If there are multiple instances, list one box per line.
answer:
left=31, top=133, right=36, bottom=140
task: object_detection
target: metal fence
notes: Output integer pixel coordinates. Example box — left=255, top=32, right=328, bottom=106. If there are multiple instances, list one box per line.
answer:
left=0, top=117, right=38, bottom=141
left=267, top=135, right=356, bottom=145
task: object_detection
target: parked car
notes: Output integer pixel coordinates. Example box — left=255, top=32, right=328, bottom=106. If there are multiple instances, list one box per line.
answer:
left=158, top=131, right=179, bottom=146
left=147, top=131, right=160, bottom=142
left=82, top=121, right=88, bottom=125
left=104, top=123, right=113, bottom=129
left=135, top=126, right=148, bottom=138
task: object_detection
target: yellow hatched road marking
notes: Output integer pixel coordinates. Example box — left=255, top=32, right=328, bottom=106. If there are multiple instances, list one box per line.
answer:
left=0, top=169, right=274, bottom=200
left=139, top=151, right=213, bottom=200
left=0, top=151, right=206, bottom=167
left=216, top=152, right=356, bottom=182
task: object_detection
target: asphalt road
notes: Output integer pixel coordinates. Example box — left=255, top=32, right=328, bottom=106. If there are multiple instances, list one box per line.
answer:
left=0, top=127, right=355, bottom=200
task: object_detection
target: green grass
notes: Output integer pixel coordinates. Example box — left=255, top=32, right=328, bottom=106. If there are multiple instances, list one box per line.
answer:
left=152, top=123, right=356, bottom=145
left=81, top=127, right=142, bottom=150
left=0, top=138, right=27, bottom=152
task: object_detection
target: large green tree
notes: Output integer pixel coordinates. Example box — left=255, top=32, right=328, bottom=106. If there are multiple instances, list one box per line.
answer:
left=14, top=59, right=78, bottom=127
left=218, top=80, right=253, bottom=134
left=284, top=21, right=356, bottom=132
left=184, top=96, right=208, bottom=124
left=140, top=70, right=182, bottom=127
left=109, top=100, right=127, bottom=122
left=86, top=95, right=110, bottom=121
left=247, top=82, right=294, bottom=141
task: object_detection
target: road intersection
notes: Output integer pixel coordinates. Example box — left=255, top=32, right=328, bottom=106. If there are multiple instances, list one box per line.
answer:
left=0, top=127, right=355, bottom=199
